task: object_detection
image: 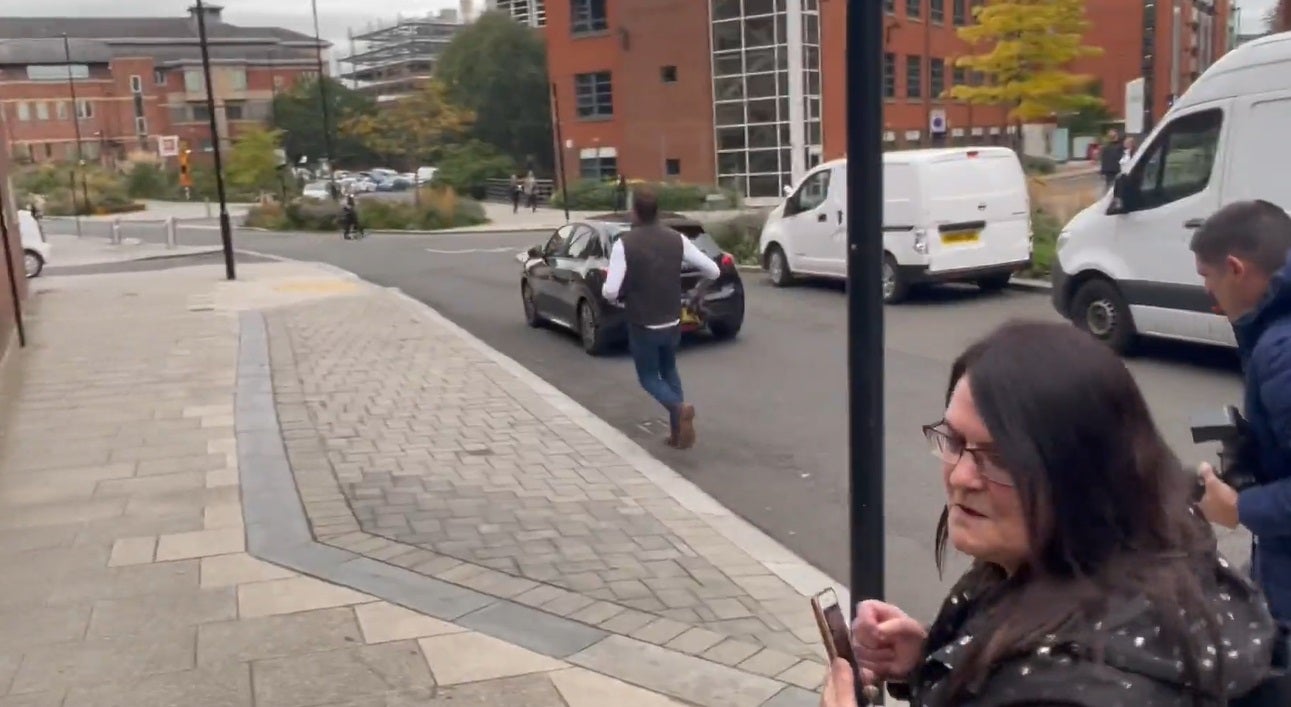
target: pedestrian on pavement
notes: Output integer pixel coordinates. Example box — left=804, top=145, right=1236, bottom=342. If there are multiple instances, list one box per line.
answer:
left=1099, top=128, right=1125, bottom=188
left=1191, top=200, right=1291, bottom=626
left=524, top=170, right=538, bottom=212
left=614, top=174, right=627, bottom=212
left=510, top=173, right=521, bottom=213
left=822, top=320, right=1279, bottom=707
left=340, top=192, right=364, bottom=240
left=601, top=188, right=719, bottom=449
left=1119, top=135, right=1137, bottom=173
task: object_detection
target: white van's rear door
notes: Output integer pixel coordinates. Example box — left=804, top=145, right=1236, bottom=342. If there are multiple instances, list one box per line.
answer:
left=922, top=151, right=1030, bottom=274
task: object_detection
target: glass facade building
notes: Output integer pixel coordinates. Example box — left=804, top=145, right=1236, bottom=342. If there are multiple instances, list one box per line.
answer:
left=710, top=0, right=822, bottom=199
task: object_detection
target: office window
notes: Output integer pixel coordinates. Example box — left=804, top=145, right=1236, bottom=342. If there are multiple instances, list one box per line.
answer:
left=56, top=101, right=68, bottom=120
left=885, top=0, right=895, bottom=12
left=661, top=65, right=677, bottom=83
left=666, top=158, right=681, bottom=176
left=135, top=116, right=148, bottom=134
left=35, top=102, right=49, bottom=120
left=930, top=58, right=945, bottom=98
left=579, top=155, right=617, bottom=179
left=76, top=100, right=93, bottom=119
left=191, top=103, right=211, bottom=122
left=16, top=102, right=30, bottom=121
left=129, top=74, right=142, bottom=93
left=953, top=0, right=968, bottom=25
left=154, top=69, right=166, bottom=85
left=574, top=71, right=613, bottom=118
left=26, top=64, right=88, bottom=81
left=906, top=56, right=923, bottom=98
left=184, top=70, right=204, bottom=92
left=906, top=0, right=922, bottom=20
left=953, top=66, right=967, bottom=87
left=225, top=103, right=244, bottom=121
left=883, top=53, right=896, bottom=98
left=571, top=0, right=608, bottom=34
left=930, top=0, right=945, bottom=23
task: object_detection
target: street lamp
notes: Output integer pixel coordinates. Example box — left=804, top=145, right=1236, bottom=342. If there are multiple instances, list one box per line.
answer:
left=193, top=0, right=237, bottom=280
left=309, top=0, right=338, bottom=199
left=61, top=34, right=86, bottom=236
left=846, top=0, right=885, bottom=691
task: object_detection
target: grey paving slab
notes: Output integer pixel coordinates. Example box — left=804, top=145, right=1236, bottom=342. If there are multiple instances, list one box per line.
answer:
left=196, top=607, right=364, bottom=665
left=455, top=599, right=607, bottom=658
left=424, top=674, right=569, bottom=707
left=62, top=662, right=252, bottom=707
left=760, top=685, right=822, bottom=707
left=569, top=635, right=785, bottom=707
left=9, top=627, right=197, bottom=694
left=249, top=641, right=436, bottom=707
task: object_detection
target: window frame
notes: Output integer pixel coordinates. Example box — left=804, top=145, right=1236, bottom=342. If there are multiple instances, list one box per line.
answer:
left=570, top=0, right=609, bottom=34
left=1122, top=107, right=1223, bottom=212
left=786, top=168, right=831, bottom=217
left=574, top=71, right=614, bottom=119
left=905, top=56, right=923, bottom=99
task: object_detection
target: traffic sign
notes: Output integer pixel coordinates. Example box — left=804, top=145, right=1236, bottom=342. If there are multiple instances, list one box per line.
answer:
left=929, top=109, right=947, bottom=134
left=158, top=135, right=180, bottom=157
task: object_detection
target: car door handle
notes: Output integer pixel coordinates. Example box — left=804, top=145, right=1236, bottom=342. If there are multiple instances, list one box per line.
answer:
left=838, top=210, right=844, bottom=224
left=817, top=212, right=828, bottom=222
left=1184, top=218, right=1205, bottom=229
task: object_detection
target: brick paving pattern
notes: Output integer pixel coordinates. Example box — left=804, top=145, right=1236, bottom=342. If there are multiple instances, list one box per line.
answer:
left=265, top=295, right=824, bottom=661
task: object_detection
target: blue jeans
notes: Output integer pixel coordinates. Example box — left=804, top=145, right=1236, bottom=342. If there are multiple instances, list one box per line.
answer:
left=628, top=325, right=684, bottom=434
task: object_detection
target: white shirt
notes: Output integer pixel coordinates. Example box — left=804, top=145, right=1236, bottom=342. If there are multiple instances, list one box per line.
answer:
left=602, top=232, right=722, bottom=329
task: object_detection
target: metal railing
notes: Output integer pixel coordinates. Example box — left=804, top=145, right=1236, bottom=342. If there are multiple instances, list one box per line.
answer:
left=43, top=215, right=185, bottom=248
left=483, top=178, right=555, bottom=204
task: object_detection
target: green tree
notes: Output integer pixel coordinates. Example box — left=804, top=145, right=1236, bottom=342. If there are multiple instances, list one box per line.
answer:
left=339, top=80, right=474, bottom=171
left=949, top=0, right=1105, bottom=122
left=271, top=76, right=377, bottom=168
left=435, top=11, right=553, bottom=171
left=434, top=140, right=517, bottom=200
left=226, top=126, right=283, bottom=194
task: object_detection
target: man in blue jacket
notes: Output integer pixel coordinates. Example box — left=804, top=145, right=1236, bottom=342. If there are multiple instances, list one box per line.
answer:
left=1191, top=199, right=1291, bottom=623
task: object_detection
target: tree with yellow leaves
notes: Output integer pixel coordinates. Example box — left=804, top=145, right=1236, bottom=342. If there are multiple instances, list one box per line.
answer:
left=339, top=80, right=474, bottom=171
left=949, top=0, right=1105, bottom=123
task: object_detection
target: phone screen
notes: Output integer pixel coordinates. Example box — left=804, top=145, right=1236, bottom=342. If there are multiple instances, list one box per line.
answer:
left=812, top=589, right=856, bottom=666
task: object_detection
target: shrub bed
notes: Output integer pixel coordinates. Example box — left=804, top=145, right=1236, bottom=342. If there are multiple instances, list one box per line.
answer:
left=553, top=179, right=740, bottom=211
left=244, top=188, right=487, bottom=232
left=14, top=163, right=141, bottom=216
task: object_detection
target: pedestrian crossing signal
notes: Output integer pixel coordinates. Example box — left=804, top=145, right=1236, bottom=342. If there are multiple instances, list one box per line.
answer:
left=179, top=149, right=192, bottom=188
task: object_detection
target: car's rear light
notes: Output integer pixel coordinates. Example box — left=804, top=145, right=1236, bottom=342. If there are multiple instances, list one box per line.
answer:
left=966, top=150, right=979, bottom=158
left=720, top=253, right=735, bottom=269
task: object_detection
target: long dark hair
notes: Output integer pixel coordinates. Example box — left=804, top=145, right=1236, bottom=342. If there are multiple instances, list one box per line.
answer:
left=935, top=321, right=1229, bottom=702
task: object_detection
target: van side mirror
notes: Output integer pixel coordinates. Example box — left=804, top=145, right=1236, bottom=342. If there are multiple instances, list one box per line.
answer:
left=527, top=245, right=544, bottom=260
left=1107, top=173, right=1137, bottom=215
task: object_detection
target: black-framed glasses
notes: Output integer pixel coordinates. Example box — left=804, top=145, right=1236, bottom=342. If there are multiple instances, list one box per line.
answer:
left=922, top=421, right=1014, bottom=487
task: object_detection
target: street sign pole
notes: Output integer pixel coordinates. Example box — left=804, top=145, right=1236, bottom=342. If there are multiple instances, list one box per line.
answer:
left=846, top=0, right=885, bottom=694
left=194, top=0, right=236, bottom=281
left=549, top=83, right=571, bottom=223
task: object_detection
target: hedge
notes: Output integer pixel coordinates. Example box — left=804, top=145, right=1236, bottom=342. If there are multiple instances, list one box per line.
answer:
left=244, top=188, right=487, bottom=232
left=552, top=179, right=740, bottom=211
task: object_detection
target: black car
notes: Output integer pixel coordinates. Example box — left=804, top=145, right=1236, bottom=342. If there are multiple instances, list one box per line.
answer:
left=520, top=213, right=746, bottom=355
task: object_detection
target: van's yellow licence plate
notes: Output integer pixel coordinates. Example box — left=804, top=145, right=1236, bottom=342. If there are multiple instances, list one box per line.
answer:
left=941, top=230, right=980, bottom=245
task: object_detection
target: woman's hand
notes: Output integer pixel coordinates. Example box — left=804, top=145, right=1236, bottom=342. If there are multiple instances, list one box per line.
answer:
left=820, top=658, right=857, bottom=707
left=852, top=600, right=927, bottom=684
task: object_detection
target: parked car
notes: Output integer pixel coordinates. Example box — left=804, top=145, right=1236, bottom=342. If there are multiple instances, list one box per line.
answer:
left=416, top=166, right=438, bottom=184
left=1052, top=31, right=1291, bottom=353
left=19, top=208, right=51, bottom=278
left=520, top=213, right=745, bottom=355
left=759, top=147, right=1033, bottom=303
left=302, top=181, right=331, bottom=200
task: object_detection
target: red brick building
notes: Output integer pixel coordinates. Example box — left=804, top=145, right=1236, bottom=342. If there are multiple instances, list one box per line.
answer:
left=542, top=0, right=1236, bottom=199
left=0, top=5, right=326, bottom=166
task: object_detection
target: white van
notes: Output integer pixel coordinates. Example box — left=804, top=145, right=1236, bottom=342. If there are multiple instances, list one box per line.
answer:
left=1052, top=31, right=1291, bottom=352
left=758, top=147, right=1032, bottom=303
left=18, top=209, right=50, bottom=279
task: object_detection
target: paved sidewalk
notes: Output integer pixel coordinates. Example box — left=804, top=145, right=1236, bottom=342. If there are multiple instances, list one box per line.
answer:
left=43, top=232, right=221, bottom=268
left=0, top=260, right=838, bottom=706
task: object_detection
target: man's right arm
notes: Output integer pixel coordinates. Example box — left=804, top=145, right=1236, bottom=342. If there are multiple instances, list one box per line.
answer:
left=1239, top=334, right=1291, bottom=538
left=602, top=240, right=627, bottom=302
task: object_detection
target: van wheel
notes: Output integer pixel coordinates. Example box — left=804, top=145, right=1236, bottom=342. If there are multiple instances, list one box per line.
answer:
left=1070, top=278, right=1136, bottom=354
left=767, top=246, right=794, bottom=287
left=883, top=254, right=910, bottom=304
left=23, top=250, right=43, bottom=279
left=977, top=273, right=1011, bottom=292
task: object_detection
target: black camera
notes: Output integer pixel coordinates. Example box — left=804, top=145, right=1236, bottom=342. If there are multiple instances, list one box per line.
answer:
left=1190, top=405, right=1261, bottom=493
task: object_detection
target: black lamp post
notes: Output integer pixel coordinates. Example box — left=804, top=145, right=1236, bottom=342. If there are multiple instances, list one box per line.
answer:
left=193, top=0, right=237, bottom=280
left=846, top=0, right=886, bottom=685
left=61, top=34, right=88, bottom=233
left=309, top=0, right=337, bottom=199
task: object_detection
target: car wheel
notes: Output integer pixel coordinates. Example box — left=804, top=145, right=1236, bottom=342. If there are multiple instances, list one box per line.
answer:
left=976, top=273, right=1012, bottom=293
left=1070, top=278, right=1137, bottom=354
left=709, top=315, right=743, bottom=341
left=521, top=282, right=543, bottom=328
left=767, top=246, right=794, bottom=287
left=578, top=300, right=607, bottom=356
left=883, top=254, right=910, bottom=304
left=23, top=250, right=43, bottom=279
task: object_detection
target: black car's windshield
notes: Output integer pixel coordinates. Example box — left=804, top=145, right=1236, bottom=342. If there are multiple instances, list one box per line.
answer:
left=606, top=223, right=722, bottom=257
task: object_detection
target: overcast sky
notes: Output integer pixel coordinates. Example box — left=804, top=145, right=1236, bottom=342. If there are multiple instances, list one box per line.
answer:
left=8, top=0, right=1282, bottom=50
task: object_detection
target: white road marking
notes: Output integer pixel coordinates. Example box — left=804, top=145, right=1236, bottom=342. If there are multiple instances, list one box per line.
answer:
left=424, top=247, right=521, bottom=254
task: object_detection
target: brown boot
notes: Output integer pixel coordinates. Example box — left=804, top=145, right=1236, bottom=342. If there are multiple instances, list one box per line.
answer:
left=675, top=403, right=696, bottom=449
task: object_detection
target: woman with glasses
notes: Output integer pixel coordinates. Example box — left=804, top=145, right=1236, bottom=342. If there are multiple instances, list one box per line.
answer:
left=822, top=321, right=1277, bottom=707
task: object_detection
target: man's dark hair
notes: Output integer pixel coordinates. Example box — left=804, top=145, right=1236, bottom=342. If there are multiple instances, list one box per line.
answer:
left=632, top=187, right=659, bottom=224
left=1190, top=200, right=1291, bottom=274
